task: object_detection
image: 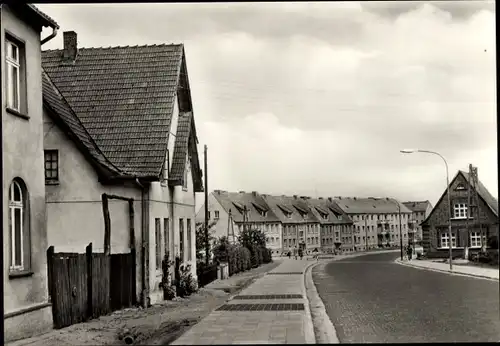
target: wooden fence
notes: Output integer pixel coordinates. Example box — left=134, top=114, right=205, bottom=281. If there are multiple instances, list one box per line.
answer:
left=47, top=243, right=136, bottom=329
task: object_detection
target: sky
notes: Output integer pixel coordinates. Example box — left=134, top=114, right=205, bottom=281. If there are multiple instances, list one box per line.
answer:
left=38, top=1, right=497, bottom=210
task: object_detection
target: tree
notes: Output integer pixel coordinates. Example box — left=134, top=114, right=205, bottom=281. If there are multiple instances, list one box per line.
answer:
left=238, top=228, right=267, bottom=249
left=195, top=221, right=217, bottom=261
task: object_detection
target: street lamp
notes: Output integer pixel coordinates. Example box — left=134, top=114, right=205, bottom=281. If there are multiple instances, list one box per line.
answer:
left=400, top=149, right=453, bottom=271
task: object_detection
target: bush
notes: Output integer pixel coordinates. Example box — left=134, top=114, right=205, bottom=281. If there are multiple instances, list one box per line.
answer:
left=161, top=253, right=176, bottom=300
left=488, top=235, right=498, bottom=249
left=178, top=263, right=198, bottom=297
left=241, top=246, right=251, bottom=271
left=262, top=248, right=272, bottom=263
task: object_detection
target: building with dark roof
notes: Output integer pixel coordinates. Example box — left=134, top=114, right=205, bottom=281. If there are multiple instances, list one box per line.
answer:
left=302, top=197, right=355, bottom=253
left=196, top=190, right=283, bottom=254
left=403, top=200, right=433, bottom=245
left=2, top=3, right=59, bottom=342
left=334, top=197, right=413, bottom=250
left=421, top=170, right=499, bottom=258
left=41, top=31, right=203, bottom=306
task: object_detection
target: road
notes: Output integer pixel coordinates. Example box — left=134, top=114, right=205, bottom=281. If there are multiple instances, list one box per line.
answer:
left=312, top=252, right=500, bottom=343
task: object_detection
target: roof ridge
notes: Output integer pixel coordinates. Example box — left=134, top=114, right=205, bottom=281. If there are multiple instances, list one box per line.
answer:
left=42, top=43, right=183, bottom=53
left=42, top=69, right=124, bottom=175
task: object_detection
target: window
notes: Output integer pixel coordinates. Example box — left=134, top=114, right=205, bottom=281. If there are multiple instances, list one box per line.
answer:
left=453, top=203, right=467, bottom=219
left=162, top=149, right=169, bottom=183
left=5, top=38, right=21, bottom=111
left=179, top=219, right=184, bottom=261
left=470, top=232, right=486, bottom=248
left=182, top=165, right=188, bottom=191
left=164, top=218, right=170, bottom=259
left=207, top=211, right=211, bottom=219
left=440, top=232, right=456, bottom=248
left=214, top=210, right=220, bottom=219
left=155, top=218, right=161, bottom=270
left=9, top=179, right=30, bottom=273
left=187, top=219, right=192, bottom=261
left=44, top=150, right=59, bottom=184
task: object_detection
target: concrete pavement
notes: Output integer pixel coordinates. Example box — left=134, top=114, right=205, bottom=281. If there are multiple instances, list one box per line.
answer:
left=171, top=258, right=317, bottom=345
left=395, top=258, right=499, bottom=280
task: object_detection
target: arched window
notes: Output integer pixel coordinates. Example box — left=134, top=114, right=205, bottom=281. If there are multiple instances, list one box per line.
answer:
left=9, top=179, right=29, bottom=272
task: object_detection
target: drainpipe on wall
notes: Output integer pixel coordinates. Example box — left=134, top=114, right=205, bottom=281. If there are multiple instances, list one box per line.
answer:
left=136, top=178, right=150, bottom=308
left=41, top=27, right=58, bottom=46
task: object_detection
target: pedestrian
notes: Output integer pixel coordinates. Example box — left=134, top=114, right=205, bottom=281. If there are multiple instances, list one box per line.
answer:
left=294, top=246, right=298, bottom=260
left=287, top=250, right=291, bottom=259
left=298, top=248, right=303, bottom=260
left=313, top=247, right=319, bottom=261
left=407, top=244, right=413, bottom=261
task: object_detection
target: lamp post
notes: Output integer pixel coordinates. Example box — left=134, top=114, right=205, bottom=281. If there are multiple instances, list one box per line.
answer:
left=400, top=149, right=453, bottom=271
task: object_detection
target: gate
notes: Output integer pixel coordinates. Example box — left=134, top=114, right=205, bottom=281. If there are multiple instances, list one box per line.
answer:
left=110, top=250, right=136, bottom=311
left=47, top=244, right=135, bottom=329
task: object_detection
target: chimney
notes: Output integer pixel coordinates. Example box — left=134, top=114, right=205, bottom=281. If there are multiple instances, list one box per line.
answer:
left=252, top=191, right=257, bottom=196
left=353, top=197, right=357, bottom=200
left=319, top=197, right=323, bottom=200
left=239, top=191, right=246, bottom=194
left=327, top=197, right=332, bottom=202
left=293, top=195, right=298, bottom=199
left=63, top=31, right=78, bottom=62
left=214, top=190, right=221, bottom=195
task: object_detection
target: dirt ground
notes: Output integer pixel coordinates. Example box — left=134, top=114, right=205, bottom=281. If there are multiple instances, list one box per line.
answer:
left=7, top=261, right=281, bottom=346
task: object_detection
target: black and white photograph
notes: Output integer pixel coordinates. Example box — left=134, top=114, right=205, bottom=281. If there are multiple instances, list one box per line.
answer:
left=1, top=1, right=498, bottom=345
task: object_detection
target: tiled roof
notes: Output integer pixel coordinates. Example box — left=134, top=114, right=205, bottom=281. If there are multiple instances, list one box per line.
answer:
left=333, top=197, right=413, bottom=214
left=460, top=171, right=498, bottom=216
left=213, top=191, right=281, bottom=223
left=27, top=4, right=59, bottom=28
left=42, top=70, right=121, bottom=177
left=42, top=44, right=185, bottom=177
left=260, top=195, right=320, bottom=224
left=303, top=198, right=353, bottom=225
left=403, top=201, right=431, bottom=213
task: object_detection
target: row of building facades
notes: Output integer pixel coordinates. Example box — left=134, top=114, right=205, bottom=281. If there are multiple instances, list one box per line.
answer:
left=196, top=190, right=433, bottom=254
left=3, top=4, right=202, bottom=342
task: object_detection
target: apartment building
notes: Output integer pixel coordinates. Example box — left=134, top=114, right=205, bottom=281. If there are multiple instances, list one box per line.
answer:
left=403, top=200, right=433, bottom=245
left=334, top=197, right=413, bottom=250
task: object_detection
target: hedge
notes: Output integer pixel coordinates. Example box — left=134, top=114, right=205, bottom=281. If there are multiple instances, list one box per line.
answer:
left=213, top=240, right=272, bottom=276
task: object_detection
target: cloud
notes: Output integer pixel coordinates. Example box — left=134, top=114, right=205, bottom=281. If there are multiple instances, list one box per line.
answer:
left=38, top=2, right=498, bottom=207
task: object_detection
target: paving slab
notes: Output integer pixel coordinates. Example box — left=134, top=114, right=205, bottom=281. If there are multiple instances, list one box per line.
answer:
left=171, top=259, right=315, bottom=345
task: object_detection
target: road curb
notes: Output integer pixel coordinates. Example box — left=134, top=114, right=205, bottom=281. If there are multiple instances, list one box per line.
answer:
left=302, top=261, right=320, bottom=344
left=304, top=260, right=340, bottom=344
left=394, top=259, right=499, bottom=281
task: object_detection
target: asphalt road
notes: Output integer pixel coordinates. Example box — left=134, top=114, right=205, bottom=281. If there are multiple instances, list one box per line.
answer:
left=312, top=252, right=500, bottom=343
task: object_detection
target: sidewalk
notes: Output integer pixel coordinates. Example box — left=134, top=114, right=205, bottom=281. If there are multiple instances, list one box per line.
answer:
left=395, top=258, right=499, bottom=280
left=171, top=258, right=316, bottom=345
left=5, top=261, right=281, bottom=346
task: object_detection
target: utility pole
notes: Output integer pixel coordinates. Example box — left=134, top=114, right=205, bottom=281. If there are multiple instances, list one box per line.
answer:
left=204, top=145, right=209, bottom=265
left=465, top=164, right=472, bottom=259
left=398, top=203, right=403, bottom=260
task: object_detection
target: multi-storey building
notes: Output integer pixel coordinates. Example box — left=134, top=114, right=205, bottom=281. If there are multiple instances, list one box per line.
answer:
left=403, top=200, right=433, bottom=245
left=303, top=197, right=354, bottom=253
left=196, top=190, right=283, bottom=253
left=334, top=197, right=413, bottom=250
left=260, top=194, right=321, bottom=254
left=2, top=4, right=59, bottom=342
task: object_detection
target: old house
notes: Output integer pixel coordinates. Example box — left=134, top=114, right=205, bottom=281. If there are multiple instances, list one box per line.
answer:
left=1, top=4, right=59, bottom=342
left=403, top=200, right=433, bottom=245
left=303, top=197, right=354, bottom=253
left=421, top=170, right=498, bottom=258
left=41, top=32, right=203, bottom=305
left=196, top=190, right=283, bottom=253
left=261, top=194, right=320, bottom=254
left=334, top=197, right=412, bottom=250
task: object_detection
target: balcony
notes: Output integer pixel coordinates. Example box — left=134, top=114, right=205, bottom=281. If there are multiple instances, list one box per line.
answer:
left=377, top=219, right=389, bottom=225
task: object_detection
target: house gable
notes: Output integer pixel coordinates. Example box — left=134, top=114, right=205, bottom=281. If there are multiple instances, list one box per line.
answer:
left=42, top=70, right=124, bottom=182
left=422, top=171, right=498, bottom=228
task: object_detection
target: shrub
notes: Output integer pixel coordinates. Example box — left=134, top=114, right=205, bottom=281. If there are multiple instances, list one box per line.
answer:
left=262, top=248, right=272, bottom=263
left=161, top=253, right=176, bottom=300
left=241, top=246, right=251, bottom=270
left=178, top=263, right=198, bottom=297
left=488, top=235, right=498, bottom=249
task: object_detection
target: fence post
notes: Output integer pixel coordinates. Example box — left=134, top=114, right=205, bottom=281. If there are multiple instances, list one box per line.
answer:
left=86, top=242, right=93, bottom=320
left=47, top=246, right=54, bottom=302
